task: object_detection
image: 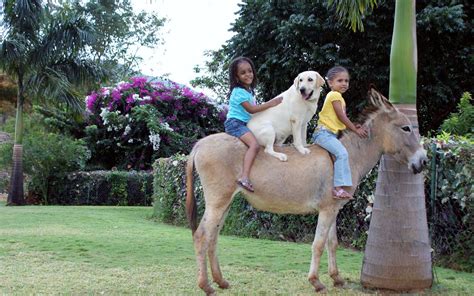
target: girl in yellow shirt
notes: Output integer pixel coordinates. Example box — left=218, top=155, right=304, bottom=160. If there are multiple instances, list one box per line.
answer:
left=312, top=66, right=368, bottom=199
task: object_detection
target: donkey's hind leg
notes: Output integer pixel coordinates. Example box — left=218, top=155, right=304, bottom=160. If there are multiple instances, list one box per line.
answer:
left=326, top=219, right=345, bottom=287
left=194, top=191, right=235, bottom=295
left=208, top=197, right=234, bottom=289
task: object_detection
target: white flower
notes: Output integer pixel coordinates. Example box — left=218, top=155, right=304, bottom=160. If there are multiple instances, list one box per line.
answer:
left=161, top=122, right=174, bottom=132
left=123, top=125, right=131, bottom=135
left=365, top=205, right=373, bottom=214
left=128, top=139, right=134, bottom=143
left=107, top=126, right=112, bottom=132
left=149, top=132, right=161, bottom=151
left=132, top=94, right=140, bottom=101
left=100, top=107, right=109, bottom=123
left=143, top=95, right=151, bottom=101
left=172, top=160, right=178, bottom=166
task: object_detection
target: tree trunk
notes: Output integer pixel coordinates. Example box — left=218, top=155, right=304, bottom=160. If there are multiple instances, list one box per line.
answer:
left=7, top=76, right=26, bottom=206
left=361, top=0, right=432, bottom=290
left=360, top=106, right=432, bottom=290
left=7, top=144, right=25, bottom=205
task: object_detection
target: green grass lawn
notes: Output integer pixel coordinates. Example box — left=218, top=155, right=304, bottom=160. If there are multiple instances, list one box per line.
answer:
left=0, top=201, right=472, bottom=295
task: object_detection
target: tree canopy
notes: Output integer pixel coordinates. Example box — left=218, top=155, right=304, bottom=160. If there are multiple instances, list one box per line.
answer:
left=192, top=0, right=472, bottom=134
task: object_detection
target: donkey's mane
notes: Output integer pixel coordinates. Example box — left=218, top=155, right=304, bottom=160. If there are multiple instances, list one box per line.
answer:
left=339, top=104, right=381, bottom=139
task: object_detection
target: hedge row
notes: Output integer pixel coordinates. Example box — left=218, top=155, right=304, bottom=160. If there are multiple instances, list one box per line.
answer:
left=152, top=137, right=473, bottom=272
left=42, top=170, right=153, bottom=206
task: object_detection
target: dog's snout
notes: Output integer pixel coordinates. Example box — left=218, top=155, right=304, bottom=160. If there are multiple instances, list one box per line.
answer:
left=300, top=87, right=306, bottom=94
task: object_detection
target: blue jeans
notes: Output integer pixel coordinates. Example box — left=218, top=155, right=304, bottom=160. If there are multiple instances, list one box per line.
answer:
left=312, top=127, right=353, bottom=187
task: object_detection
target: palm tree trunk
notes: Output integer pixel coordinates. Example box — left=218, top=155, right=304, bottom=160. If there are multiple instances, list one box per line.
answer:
left=7, top=76, right=26, bottom=206
left=361, top=106, right=432, bottom=290
left=361, top=0, right=432, bottom=290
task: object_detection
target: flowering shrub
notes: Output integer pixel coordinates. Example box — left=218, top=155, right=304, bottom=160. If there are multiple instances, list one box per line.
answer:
left=84, top=77, right=226, bottom=169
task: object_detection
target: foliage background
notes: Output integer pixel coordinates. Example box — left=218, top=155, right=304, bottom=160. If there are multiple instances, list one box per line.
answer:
left=192, top=0, right=473, bottom=135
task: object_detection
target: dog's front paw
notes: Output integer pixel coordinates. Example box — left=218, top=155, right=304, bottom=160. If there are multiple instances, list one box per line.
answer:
left=297, top=147, right=311, bottom=155
left=277, top=153, right=288, bottom=162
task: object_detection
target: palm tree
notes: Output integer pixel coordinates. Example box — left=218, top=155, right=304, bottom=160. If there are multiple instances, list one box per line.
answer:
left=328, top=0, right=432, bottom=290
left=0, top=0, right=105, bottom=205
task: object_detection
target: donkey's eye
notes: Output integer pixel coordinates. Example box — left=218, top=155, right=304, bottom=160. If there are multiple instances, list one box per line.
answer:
left=401, top=126, right=411, bottom=133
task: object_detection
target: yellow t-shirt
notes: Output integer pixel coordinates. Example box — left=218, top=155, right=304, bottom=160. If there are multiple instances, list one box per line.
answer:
left=317, top=91, right=347, bottom=133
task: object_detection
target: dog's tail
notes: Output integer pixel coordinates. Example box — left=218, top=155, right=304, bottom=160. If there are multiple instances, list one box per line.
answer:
left=185, top=144, right=199, bottom=234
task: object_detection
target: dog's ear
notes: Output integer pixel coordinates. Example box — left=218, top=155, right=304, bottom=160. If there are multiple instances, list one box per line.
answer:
left=294, top=74, right=300, bottom=89
left=315, top=72, right=325, bottom=87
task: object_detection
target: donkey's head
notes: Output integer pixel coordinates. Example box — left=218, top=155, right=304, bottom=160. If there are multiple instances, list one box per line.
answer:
left=365, top=88, right=427, bottom=174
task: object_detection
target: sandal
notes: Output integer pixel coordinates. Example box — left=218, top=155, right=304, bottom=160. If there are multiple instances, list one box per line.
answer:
left=237, top=179, right=255, bottom=192
left=332, top=188, right=353, bottom=200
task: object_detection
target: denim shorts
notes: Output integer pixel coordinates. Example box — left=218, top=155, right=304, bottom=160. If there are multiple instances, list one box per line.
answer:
left=224, top=118, right=251, bottom=138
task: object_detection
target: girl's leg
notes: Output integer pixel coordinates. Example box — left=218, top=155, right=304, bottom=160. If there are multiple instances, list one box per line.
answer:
left=313, top=131, right=352, bottom=190
left=239, top=131, right=260, bottom=182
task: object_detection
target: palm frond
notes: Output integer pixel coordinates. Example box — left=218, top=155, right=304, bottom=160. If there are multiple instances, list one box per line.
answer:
left=26, top=66, right=82, bottom=111
left=0, top=34, right=29, bottom=74
left=327, top=0, right=377, bottom=32
left=3, top=0, right=43, bottom=39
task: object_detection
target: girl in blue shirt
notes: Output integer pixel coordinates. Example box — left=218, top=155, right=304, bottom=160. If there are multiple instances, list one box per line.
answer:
left=224, top=57, right=282, bottom=192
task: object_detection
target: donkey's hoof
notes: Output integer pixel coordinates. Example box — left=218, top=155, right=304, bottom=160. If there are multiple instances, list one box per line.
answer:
left=332, top=275, right=345, bottom=287
left=217, top=279, right=230, bottom=289
left=309, top=277, right=326, bottom=293
left=199, top=282, right=215, bottom=296
left=205, top=288, right=216, bottom=296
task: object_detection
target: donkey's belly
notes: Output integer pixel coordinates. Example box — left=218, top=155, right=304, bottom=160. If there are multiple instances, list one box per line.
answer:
left=243, top=192, right=320, bottom=215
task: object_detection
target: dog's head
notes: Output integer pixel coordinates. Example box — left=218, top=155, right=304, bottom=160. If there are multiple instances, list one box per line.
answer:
left=293, top=71, right=325, bottom=101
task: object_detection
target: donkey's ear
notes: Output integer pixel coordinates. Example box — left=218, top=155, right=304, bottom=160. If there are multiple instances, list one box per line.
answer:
left=368, top=87, right=393, bottom=111
left=294, top=74, right=300, bottom=89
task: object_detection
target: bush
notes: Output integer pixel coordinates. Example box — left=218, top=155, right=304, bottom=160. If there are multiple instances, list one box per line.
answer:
left=0, top=113, right=90, bottom=204
left=84, top=77, right=226, bottom=170
left=47, top=170, right=153, bottom=206
left=440, top=92, right=473, bottom=137
left=424, top=135, right=473, bottom=272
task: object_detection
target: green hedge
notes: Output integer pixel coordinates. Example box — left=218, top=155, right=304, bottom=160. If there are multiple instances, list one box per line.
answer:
left=45, top=170, right=153, bottom=206
left=153, top=137, right=473, bottom=272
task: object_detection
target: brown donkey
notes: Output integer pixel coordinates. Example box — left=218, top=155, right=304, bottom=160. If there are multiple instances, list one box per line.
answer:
left=186, top=88, right=427, bottom=295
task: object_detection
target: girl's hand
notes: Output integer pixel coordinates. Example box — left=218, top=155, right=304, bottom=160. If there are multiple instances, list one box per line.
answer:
left=267, top=96, right=283, bottom=107
left=355, top=127, right=368, bottom=138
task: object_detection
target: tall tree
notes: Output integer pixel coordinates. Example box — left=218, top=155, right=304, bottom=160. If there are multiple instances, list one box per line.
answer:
left=66, top=0, right=166, bottom=82
left=328, top=0, right=432, bottom=290
left=192, top=1, right=470, bottom=134
left=0, top=0, right=105, bottom=205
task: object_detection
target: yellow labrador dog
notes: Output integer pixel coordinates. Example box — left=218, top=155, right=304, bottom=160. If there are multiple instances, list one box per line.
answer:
left=247, top=70, right=325, bottom=161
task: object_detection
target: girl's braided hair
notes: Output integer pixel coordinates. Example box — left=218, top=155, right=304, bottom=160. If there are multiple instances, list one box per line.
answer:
left=227, top=56, right=257, bottom=98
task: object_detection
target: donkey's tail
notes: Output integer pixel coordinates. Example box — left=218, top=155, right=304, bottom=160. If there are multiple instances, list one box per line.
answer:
left=185, top=145, right=198, bottom=234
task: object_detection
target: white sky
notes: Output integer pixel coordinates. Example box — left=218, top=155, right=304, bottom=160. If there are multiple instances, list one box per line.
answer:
left=132, top=0, right=241, bottom=92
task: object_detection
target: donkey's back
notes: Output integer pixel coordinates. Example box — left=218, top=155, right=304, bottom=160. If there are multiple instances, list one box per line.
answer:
left=189, top=133, right=335, bottom=215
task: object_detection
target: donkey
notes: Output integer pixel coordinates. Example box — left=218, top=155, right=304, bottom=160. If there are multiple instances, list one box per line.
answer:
left=185, top=88, right=427, bottom=295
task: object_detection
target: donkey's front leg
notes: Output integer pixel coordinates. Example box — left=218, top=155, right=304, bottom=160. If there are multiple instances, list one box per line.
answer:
left=326, top=219, right=345, bottom=287
left=308, top=210, right=337, bottom=292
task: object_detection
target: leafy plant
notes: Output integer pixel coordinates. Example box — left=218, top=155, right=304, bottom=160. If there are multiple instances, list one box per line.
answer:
left=84, top=77, right=226, bottom=170
left=440, top=92, right=473, bottom=137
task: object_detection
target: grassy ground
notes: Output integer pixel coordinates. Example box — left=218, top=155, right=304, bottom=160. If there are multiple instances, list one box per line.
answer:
left=0, top=201, right=472, bottom=295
